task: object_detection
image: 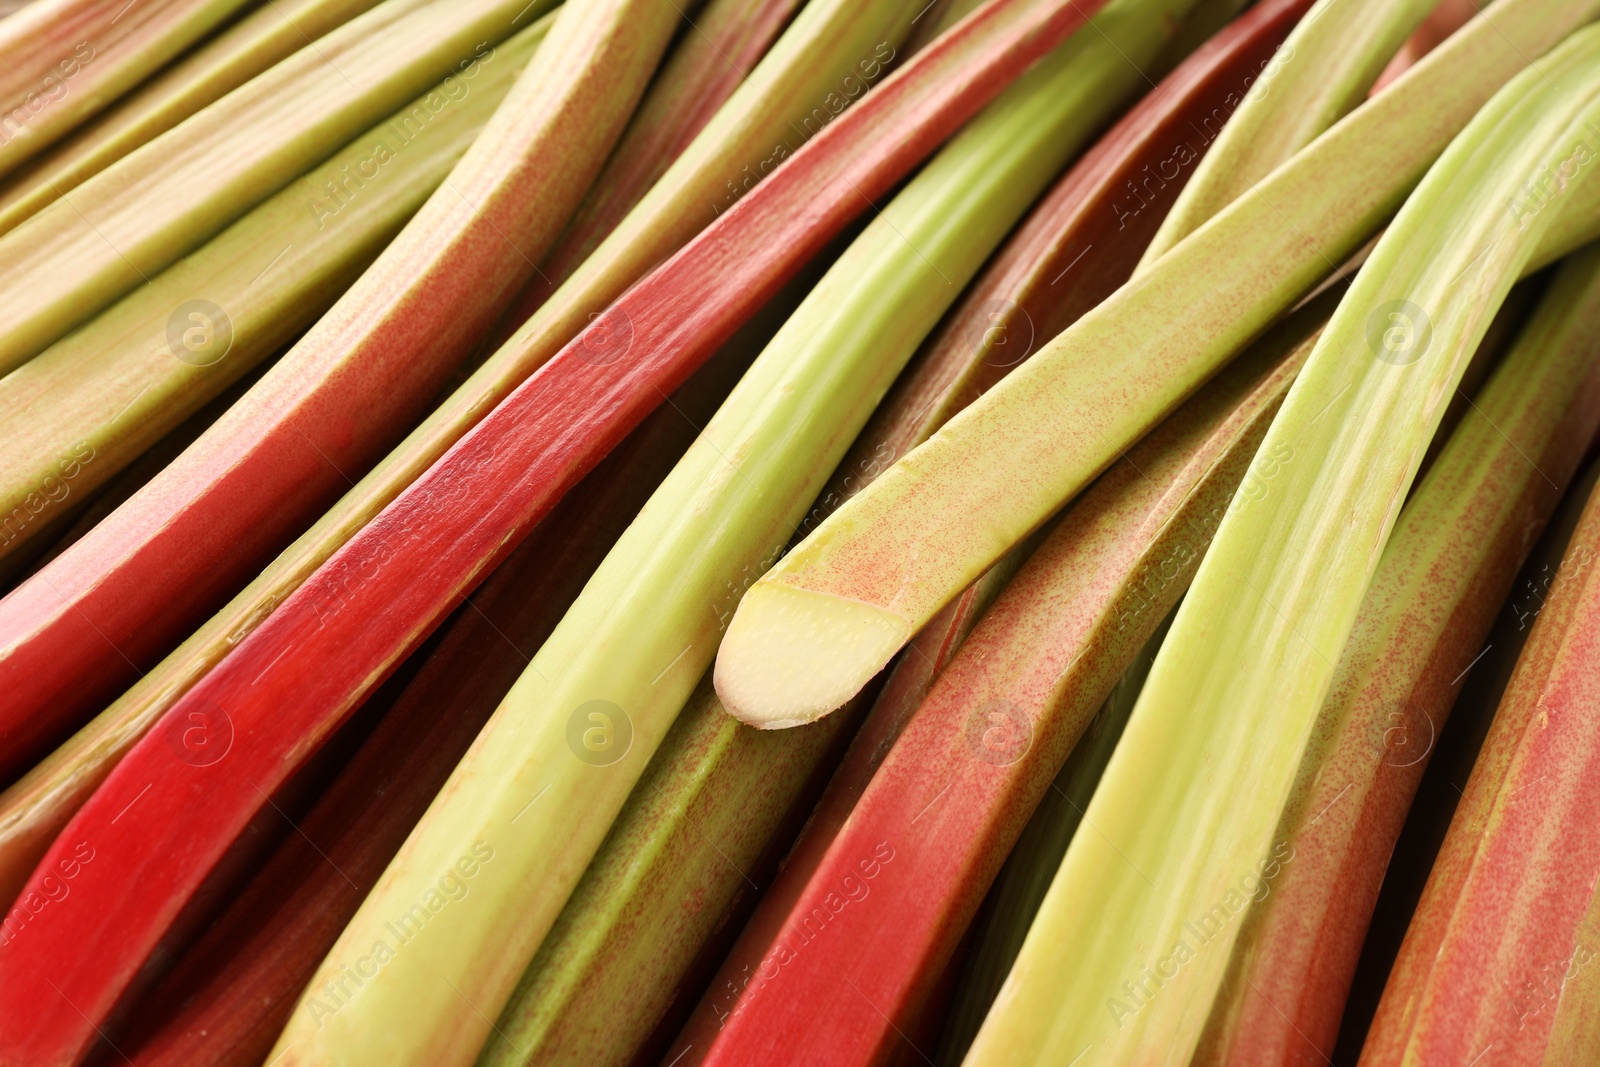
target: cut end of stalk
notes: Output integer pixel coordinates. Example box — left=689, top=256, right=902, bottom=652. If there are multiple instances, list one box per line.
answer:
left=715, top=584, right=909, bottom=728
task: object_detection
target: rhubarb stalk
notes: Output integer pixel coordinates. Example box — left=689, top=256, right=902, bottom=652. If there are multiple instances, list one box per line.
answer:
left=712, top=0, right=1600, bottom=729
left=0, top=2, right=1122, bottom=1062
left=0, top=0, right=555, bottom=375
left=697, top=286, right=1329, bottom=1067
left=1359, top=431, right=1600, bottom=1065
left=0, top=0, right=251, bottom=179
left=0, top=0, right=386, bottom=238
left=1139, top=0, right=1437, bottom=267
left=0, top=0, right=671, bottom=778
left=963, top=26, right=1600, bottom=1064
left=1194, top=244, right=1600, bottom=1067
left=0, top=23, right=540, bottom=564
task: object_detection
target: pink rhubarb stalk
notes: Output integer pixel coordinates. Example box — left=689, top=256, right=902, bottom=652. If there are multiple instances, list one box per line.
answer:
left=1358, top=448, right=1600, bottom=1065
left=0, top=0, right=675, bottom=779
left=0, top=1, right=1116, bottom=1060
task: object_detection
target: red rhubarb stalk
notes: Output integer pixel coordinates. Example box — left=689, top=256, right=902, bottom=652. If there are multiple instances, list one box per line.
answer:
left=109, top=343, right=753, bottom=1067
left=1358, top=451, right=1600, bottom=1065
left=694, top=295, right=1332, bottom=1067
left=1194, top=245, right=1600, bottom=1067
left=0, top=0, right=675, bottom=778
left=0, top=1, right=1116, bottom=1060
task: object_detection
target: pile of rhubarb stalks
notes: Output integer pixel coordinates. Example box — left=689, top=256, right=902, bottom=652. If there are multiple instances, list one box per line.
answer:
left=3, top=0, right=1600, bottom=1063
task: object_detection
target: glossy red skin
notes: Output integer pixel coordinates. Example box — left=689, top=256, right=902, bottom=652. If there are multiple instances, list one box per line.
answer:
left=695, top=309, right=1311, bottom=1066
left=111, top=342, right=746, bottom=1067
left=0, top=2, right=1113, bottom=1061
left=0, top=2, right=682, bottom=780
left=499, top=0, right=804, bottom=333
left=1359, top=473, right=1600, bottom=1066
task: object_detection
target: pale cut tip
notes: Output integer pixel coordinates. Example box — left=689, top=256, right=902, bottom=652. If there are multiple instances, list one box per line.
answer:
left=714, top=582, right=911, bottom=729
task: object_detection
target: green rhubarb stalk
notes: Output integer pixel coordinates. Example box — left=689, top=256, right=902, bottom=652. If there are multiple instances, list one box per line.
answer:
left=0, top=0, right=554, bottom=375
left=271, top=3, right=1185, bottom=1056
left=0, top=21, right=541, bottom=565
left=0, top=0, right=386, bottom=239
left=8, top=0, right=925, bottom=888
left=711, top=0, right=1600, bottom=730
left=1138, top=0, right=1436, bottom=268
left=1193, top=245, right=1600, bottom=1067
left=0, top=0, right=252, bottom=179
left=962, top=25, right=1600, bottom=1065
left=938, top=613, right=1172, bottom=1064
